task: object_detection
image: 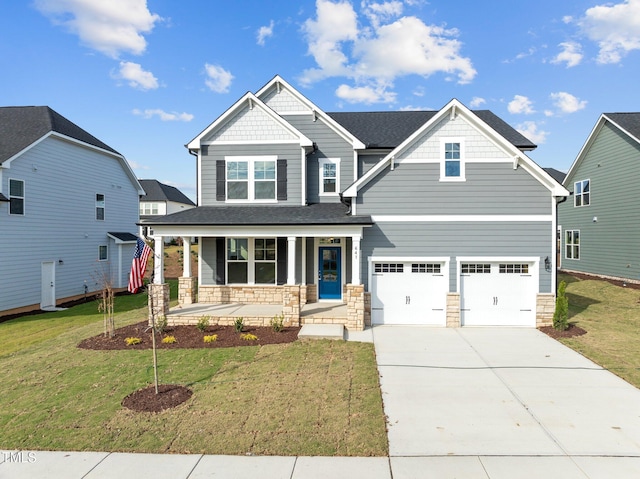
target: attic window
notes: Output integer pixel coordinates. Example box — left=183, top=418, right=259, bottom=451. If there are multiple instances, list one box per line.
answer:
left=440, top=139, right=465, bottom=181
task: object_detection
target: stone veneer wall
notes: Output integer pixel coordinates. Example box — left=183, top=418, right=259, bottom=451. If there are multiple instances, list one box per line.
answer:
left=364, top=292, right=371, bottom=326
left=345, top=284, right=365, bottom=331
left=178, top=277, right=197, bottom=305
left=305, top=284, right=318, bottom=303
left=446, top=293, right=461, bottom=327
left=148, top=283, right=170, bottom=323
left=536, top=293, right=555, bottom=327
left=198, top=285, right=283, bottom=304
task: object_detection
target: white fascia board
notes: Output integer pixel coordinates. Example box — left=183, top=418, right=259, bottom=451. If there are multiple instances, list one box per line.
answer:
left=148, top=223, right=370, bottom=238
left=563, top=115, right=606, bottom=186
left=256, top=75, right=366, bottom=150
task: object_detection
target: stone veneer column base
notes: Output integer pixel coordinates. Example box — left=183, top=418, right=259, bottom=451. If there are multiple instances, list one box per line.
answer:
left=178, top=277, right=197, bottom=305
left=282, top=285, right=301, bottom=327
left=148, top=283, right=170, bottom=324
left=345, top=284, right=365, bottom=331
left=446, top=293, right=461, bottom=327
left=536, top=293, right=555, bottom=327
left=364, top=292, right=371, bottom=327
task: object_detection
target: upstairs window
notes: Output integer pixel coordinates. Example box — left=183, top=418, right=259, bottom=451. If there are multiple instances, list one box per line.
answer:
left=96, top=194, right=105, bottom=220
left=574, top=180, right=590, bottom=207
left=9, top=179, right=24, bottom=215
left=226, top=156, right=276, bottom=202
left=319, top=158, right=340, bottom=195
left=140, top=202, right=159, bottom=215
left=440, top=140, right=465, bottom=181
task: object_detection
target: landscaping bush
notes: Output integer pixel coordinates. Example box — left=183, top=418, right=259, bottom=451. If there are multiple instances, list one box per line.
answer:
left=125, top=337, right=142, bottom=346
left=203, top=334, right=218, bottom=343
left=553, top=280, right=569, bottom=331
left=240, top=333, right=258, bottom=341
left=270, top=314, right=284, bottom=332
left=234, top=317, right=244, bottom=333
left=162, top=335, right=177, bottom=344
left=196, top=315, right=210, bottom=332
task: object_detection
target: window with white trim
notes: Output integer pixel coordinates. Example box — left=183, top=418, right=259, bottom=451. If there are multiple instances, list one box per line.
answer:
left=226, top=156, right=276, bottom=202
left=96, top=194, right=105, bottom=220
left=98, top=245, right=108, bottom=261
left=227, top=238, right=277, bottom=284
left=227, top=238, right=249, bottom=283
left=254, top=238, right=276, bottom=284
left=9, top=179, right=24, bottom=215
left=440, top=139, right=465, bottom=181
left=574, top=179, right=590, bottom=207
left=565, top=230, right=580, bottom=260
left=140, top=202, right=160, bottom=215
left=319, top=158, right=340, bottom=195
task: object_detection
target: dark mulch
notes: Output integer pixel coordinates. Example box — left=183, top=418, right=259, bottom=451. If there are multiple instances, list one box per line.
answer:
left=539, top=323, right=587, bottom=339
left=122, top=384, right=193, bottom=412
left=78, top=321, right=300, bottom=350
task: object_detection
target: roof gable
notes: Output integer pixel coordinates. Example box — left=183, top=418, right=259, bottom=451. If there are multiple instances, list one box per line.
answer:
left=139, top=179, right=195, bottom=205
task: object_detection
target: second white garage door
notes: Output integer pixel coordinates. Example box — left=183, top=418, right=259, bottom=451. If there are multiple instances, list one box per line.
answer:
left=460, top=262, right=536, bottom=326
left=371, top=261, right=448, bottom=325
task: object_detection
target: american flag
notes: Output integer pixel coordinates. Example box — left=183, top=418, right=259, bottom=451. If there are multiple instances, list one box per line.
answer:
left=128, top=238, right=152, bottom=293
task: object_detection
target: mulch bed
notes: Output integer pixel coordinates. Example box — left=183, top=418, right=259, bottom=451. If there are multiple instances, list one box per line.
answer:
left=78, top=321, right=300, bottom=350
left=538, top=323, right=587, bottom=339
left=122, top=384, right=193, bottom=412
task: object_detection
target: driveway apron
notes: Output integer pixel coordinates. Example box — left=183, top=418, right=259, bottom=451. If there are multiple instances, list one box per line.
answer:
left=373, top=326, right=640, bottom=458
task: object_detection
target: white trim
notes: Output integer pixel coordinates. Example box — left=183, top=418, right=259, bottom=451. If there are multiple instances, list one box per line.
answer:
left=372, top=215, right=553, bottom=222
left=201, top=139, right=303, bottom=146
left=319, top=158, right=340, bottom=197
left=197, top=150, right=202, bottom=206
left=301, top=148, right=307, bottom=206
left=150, top=224, right=369, bottom=239
left=397, top=157, right=513, bottom=164
left=573, top=178, right=591, bottom=207
left=314, top=237, right=346, bottom=300
left=226, top=237, right=278, bottom=285
left=98, top=245, right=108, bottom=262
left=440, top=138, right=466, bottom=182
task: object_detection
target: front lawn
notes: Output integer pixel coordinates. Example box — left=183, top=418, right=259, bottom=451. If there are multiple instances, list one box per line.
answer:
left=557, top=273, right=640, bottom=389
left=0, top=288, right=387, bottom=456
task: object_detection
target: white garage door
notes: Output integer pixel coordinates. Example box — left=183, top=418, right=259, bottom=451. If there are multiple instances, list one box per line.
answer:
left=460, top=262, right=536, bottom=326
left=372, top=262, right=447, bottom=325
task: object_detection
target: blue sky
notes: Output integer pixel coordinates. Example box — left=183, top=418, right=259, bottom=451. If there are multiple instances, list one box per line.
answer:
left=2, top=0, right=639, bottom=201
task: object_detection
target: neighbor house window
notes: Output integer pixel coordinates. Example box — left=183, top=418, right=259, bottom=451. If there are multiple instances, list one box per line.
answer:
left=96, top=194, right=105, bottom=220
left=574, top=180, right=590, bottom=207
left=565, top=230, right=580, bottom=259
left=441, top=140, right=465, bottom=181
left=226, top=156, right=276, bottom=201
left=98, top=245, right=108, bottom=261
left=226, top=237, right=276, bottom=284
left=319, top=158, right=340, bottom=195
left=140, top=202, right=159, bottom=215
left=9, top=179, right=24, bottom=215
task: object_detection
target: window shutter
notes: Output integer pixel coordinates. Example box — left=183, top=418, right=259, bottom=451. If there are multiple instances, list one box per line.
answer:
left=215, top=237, right=225, bottom=285
left=277, top=159, right=287, bottom=201
left=216, top=160, right=226, bottom=201
left=276, top=237, right=287, bottom=285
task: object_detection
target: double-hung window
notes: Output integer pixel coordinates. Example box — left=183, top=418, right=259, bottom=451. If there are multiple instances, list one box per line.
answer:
left=9, top=179, right=24, bottom=215
left=440, top=139, right=465, bottom=181
left=226, top=156, right=276, bottom=201
left=574, top=180, right=590, bottom=207
left=98, top=245, right=108, bottom=261
left=96, top=194, right=105, bottom=220
left=319, top=158, right=340, bottom=195
left=565, top=230, right=580, bottom=259
left=227, top=238, right=276, bottom=284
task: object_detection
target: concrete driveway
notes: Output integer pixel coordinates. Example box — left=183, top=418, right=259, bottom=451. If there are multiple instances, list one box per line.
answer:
left=373, top=326, right=640, bottom=478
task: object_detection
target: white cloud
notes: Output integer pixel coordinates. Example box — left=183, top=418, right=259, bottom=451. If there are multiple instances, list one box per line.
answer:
left=469, top=97, right=486, bottom=108
left=550, top=92, right=587, bottom=114
left=113, top=61, right=159, bottom=90
left=551, top=41, right=583, bottom=67
left=257, top=20, right=274, bottom=46
left=127, top=160, right=149, bottom=170
left=132, top=108, right=194, bottom=122
left=508, top=95, right=535, bottom=115
left=204, top=64, right=234, bottom=93
left=299, top=0, right=476, bottom=103
left=578, top=0, right=640, bottom=64
left=34, top=0, right=161, bottom=58
left=517, top=121, right=548, bottom=144
left=335, top=84, right=396, bottom=104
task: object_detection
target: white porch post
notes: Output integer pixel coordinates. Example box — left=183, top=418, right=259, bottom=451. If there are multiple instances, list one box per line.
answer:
left=181, top=236, right=191, bottom=277
left=351, top=235, right=361, bottom=285
left=153, top=236, right=164, bottom=284
left=287, top=236, right=296, bottom=285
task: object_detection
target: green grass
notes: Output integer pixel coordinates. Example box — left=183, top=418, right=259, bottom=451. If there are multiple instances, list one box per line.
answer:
left=0, top=282, right=387, bottom=456
left=558, top=273, right=640, bottom=388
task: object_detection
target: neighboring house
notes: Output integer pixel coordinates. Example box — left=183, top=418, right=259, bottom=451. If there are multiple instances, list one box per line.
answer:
left=138, top=179, right=195, bottom=239
left=144, top=76, right=568, bottom=329
left=0, top=106, right=143, bottom=317
left=543, top=167, right=566, bottom=185
left=559, top=113, right=640, bottom=282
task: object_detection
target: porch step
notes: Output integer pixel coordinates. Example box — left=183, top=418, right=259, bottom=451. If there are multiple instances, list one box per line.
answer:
left=298, top=324, right=344, bottom=341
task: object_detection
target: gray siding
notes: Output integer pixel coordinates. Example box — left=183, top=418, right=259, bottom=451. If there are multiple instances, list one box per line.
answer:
left=0, top=137, right=139, bottom=313
left=362, top=221, right=553, bottom=293
left=559, top=122, right=640, bottom=281
left=357, top=162, right=551, bottom=215
left=200, top=144, right=302, bottom=206
left=284, top=115, right=354, bottom=203
left=200, top=237, right=216, bottom=285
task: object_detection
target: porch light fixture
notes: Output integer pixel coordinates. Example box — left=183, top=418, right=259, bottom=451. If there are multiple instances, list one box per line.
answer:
left=544, top=256, right=551, bottom=272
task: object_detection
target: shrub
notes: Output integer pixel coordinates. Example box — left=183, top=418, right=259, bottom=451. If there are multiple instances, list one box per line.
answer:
left=203, top=334, right=218, bottom=343
left=162, top=335, right=177, bottom=344
left=196, top=315, right=210, bottom=332
left=270, top=314, right=284, bottom=333
left=125, top=337, right=141, bottom=346
left=154, top=315, right=168, bottom=335
left=553, top=280, right=569, bottom=331
left=234, top=317, right=244, bottom=333
left=240, top=333, right=258, bottom=341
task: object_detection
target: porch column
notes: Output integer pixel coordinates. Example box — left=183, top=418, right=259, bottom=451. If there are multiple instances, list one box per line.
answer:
left=287, top=236, right=296, bottom=285
left=351, top=234, right=361, bottom=285
left=181, top=236, right=191, bottom=277
left=152, top=236, right=164, bottom=284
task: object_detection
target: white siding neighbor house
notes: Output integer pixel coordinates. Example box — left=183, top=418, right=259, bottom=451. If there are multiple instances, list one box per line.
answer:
left=0, top=106, right=144, bottom=317
left=143, top=76, right=568, bottom=330
left=138, top=179, right=195, bottom=240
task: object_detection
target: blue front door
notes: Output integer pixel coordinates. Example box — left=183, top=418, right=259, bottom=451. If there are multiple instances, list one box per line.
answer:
left=319, top=247, right=341, bottom=299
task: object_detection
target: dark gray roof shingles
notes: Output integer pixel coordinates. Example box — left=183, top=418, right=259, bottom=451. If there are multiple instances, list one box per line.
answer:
left=139, top=179, right=195, bottom=205
left=543, top=167, right=566, bottom=184
left=0, top=106, right=119, bottom=164
left=108, top=232, right=139, bottom=242
left=604, top=113, right=640, bottom=141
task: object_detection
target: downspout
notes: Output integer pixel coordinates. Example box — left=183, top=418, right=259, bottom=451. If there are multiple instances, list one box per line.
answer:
left=188, top=149, right=199, bottom=206
left=554, top=194, right=569, bottom=295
